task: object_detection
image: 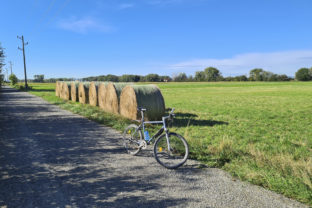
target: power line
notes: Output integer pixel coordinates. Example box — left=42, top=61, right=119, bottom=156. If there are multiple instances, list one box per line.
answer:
left=50, top=0, right=71, bottom=21
left=17, top=35, right=29, bottom=89
left=38, top=0, right=58, bottom=23
left=28, top=0, right=57, bottom=35
left=28, top=0, right=72, bottom=37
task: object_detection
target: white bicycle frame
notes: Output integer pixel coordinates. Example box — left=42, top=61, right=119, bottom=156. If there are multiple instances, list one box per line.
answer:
left=137, top=108, right=175, bottom=151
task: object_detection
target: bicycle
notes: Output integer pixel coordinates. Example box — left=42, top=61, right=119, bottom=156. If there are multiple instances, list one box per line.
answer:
left=122, top=107, right=189, bottom=169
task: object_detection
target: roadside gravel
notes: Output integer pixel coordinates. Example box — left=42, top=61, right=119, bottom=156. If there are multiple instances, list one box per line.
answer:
left=0, top=86, right=308, bottom=208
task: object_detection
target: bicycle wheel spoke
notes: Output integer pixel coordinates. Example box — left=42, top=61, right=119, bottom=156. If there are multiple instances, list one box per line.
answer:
left=154, top=133, right=189, bottom=169
left=123, top=124, right=142, bottom=155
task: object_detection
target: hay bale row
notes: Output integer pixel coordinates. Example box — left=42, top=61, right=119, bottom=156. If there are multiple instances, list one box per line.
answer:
left=55, top=81, right=165, bottom=120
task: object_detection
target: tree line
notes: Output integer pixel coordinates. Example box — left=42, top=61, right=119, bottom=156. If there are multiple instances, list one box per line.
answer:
left=5, top=67, right=312, bottom=84
left=172, top=67, right=293, bottom=82
left=80, top=67, right=295, bottom=82
left=81, top=74, right=172, bottom=82
left=27, top=67, right=312, bottom=83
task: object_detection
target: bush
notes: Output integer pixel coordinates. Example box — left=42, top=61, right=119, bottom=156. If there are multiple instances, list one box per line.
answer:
left=9, top=74, right=18, bottom=85
left=0, top=74, right=3, bottom=87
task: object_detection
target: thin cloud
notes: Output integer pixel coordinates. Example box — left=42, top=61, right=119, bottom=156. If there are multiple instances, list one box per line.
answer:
left=118, top=3, right=134, bottom=10
left=169, top=50, right=312, bottom=76
left=58, top=17, right=112, bottom=34
left=146, top=0, right=190, bottom=5
left=148, top=0, right=181, bottom=4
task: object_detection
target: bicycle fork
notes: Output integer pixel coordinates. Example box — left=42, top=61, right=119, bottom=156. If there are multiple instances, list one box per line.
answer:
left=165, top=132, right=172, bottom=153
left=163, top=116, right=172, bottom=153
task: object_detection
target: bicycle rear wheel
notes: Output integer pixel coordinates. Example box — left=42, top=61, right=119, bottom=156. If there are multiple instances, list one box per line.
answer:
left=154, top=133, right=189, bottom=169
left=123, top=124, right=142, bottom=155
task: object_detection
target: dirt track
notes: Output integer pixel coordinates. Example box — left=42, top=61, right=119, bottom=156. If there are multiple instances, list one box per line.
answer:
left=0, top=86, right=307, bottom=208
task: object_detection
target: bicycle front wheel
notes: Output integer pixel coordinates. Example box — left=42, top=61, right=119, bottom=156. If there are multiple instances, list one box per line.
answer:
left=154, top=133, right=189, bottom=169
left=123, top=124, right=142, bottom=155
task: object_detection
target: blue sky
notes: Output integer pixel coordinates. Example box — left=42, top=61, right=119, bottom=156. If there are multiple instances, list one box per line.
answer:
left=1, top=0, right=312, bottom=79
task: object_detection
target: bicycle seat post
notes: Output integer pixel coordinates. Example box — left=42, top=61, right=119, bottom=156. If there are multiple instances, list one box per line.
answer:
left=140, top=109, right=145, bottom=122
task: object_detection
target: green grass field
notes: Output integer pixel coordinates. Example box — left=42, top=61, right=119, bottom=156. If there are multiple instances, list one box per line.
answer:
left=16, top=82, right=312, bottom=205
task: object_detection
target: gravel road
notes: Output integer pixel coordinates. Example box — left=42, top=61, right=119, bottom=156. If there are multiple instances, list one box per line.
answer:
left=0, top=86, right=308, bottom=208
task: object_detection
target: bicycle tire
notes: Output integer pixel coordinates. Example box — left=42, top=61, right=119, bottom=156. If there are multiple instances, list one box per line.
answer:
left=154, top=132, right=189, bottom=169
left=123, top=124, right=142, bottom=155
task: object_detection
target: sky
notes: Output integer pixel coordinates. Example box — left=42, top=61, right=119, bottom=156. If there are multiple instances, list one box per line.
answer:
left=1, top=0, right=312, bottom=79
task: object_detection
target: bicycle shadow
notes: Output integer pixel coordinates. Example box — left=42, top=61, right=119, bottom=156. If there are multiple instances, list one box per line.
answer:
left=174, top=112, right=198, bottom=118
left=165, top=109, right=228, bottom=127
left=171, top=118, right=228, bottom=127
left=172, top=113, right=228, bottom=127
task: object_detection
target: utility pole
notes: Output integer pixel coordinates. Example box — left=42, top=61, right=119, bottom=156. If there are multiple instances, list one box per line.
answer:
left=5, top=68, right=8, bottom=82
left=17, top=35, right=28, bottom=89
left=9, top=61, right=13, bottom=75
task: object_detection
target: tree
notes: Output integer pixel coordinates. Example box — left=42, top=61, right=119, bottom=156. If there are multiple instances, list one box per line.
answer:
left=234, top=75, right=248, bottom=81
left=0, top=74, right=3, bottom=85
left=34, top=74, right=44, bottom=83
left=159, top=75, right=172, bottom=82
left=0, top=43, right=5, bottom=86
left=204, top=67, right=221, bottom=81
left=105, top=74, right=119, bottom=82
left=195, top=71, right=206, bottom=81
left=9, top=74, right=18, bottom=85
left=188, top=75, right=194, bottom=82
left=277, top=74, right=292, bottom=81
left=249, top=68, right=265, bottom=81
left=144, top=74, right=160, bottom=82
left=173, top=73, right=187, bottom=82
left=262, top=71, right=274, bottom=81
left=119, top=74, right=141, bottom=82
left=295, top=68, right=311, bottom=81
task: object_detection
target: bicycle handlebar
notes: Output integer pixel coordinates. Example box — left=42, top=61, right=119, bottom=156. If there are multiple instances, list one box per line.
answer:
left=169, top=108, right=175, bottom=119
left=137, top=107, right=146, bottom=112
left=137, top=107, right=175, bottom=119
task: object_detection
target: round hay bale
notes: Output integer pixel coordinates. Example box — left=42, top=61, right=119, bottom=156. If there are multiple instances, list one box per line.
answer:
left=104, top=83, right=128, bottom=114
left=71, top=82, right=79, bottom=102
left=60, top=82, right=65, bottom=99
left=98, top=82, right=108, bottom=110
left=58, top=81, right=63, bottom=97
left=119, top=85, right=165, bottom=121
left=61, top=82, right=71, bottom=100
left=78, top=82, right=90, bottom=104
left=55, top=81, right=61, bottom=97
left=89, top=82, right=101, bottom=106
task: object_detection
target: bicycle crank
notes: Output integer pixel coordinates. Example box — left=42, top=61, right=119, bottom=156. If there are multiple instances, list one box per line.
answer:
left=139, top=140, right=147, bottom=149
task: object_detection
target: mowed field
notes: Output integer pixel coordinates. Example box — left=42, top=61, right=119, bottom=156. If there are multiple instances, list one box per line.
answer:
left=17, top=82, right=312, bottom=205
